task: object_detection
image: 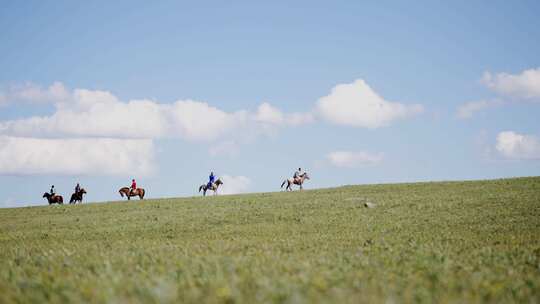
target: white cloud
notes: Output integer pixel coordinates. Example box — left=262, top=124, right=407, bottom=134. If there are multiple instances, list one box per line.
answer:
left=167, top=100, right=247, bottom=141
left=0, top=82, right=70, bottom=105
left=1, top=99, right=168, bottom=139
left=327, top=150, right=383, bottom=168
left=0, top=136, right=155, bottom=175
left=0, top=83, right=315, bottom=142
left=0, top=92, right=247, bottom=141
left=255, top=102, right=315, bottom=126
left=456, top=100, right=503, bottom=119
left=482, top=68, right=540, bottom=99
left=219, top=175, right=252, bottom=195
left=315, top=79, right=423, bottom=128
left=255, top=103, right=285, bottom=124
left=495, top=131, right=540, bottom=160
left=68, top=88, right=119, bottom=110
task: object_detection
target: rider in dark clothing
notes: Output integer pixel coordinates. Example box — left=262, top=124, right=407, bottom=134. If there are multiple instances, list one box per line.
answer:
left=75, top=183, right=81, bottom=194
left=50, top=185, right=56, bottom=196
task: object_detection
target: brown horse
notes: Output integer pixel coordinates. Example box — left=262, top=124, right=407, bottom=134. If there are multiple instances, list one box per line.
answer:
left=69, top=188, right=87, bottom=204
left=199, top=178, right=223, bottom=196
left=119, top=187, right=145, bottom=200
left=43, top=192, right=63, bottom=205
left=281, top=172, right=310, bottom=191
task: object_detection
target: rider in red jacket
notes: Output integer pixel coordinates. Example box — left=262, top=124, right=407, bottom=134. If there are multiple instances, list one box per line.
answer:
left=130, top=179, right=136, bottom=195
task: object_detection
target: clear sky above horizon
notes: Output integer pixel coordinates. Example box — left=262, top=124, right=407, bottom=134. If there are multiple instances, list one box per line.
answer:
left=1, top=1, right=539, bottom=207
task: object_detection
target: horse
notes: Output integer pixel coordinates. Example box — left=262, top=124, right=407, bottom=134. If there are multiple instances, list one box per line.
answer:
left=281, top=172, right=310, bottom=191
left=199, top=178, right=223, bottom=196
left=69, top=188, right=87, bottom=204
left=119, top=187, right=145, bottom=200
left=43, top=192, right=63, bottom=205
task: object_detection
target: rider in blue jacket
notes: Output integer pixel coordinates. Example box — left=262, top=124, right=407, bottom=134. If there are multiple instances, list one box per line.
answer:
left=207, top=172, right=215, bottom=189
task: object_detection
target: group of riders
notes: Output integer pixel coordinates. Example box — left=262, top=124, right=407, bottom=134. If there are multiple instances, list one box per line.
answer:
left=49, top=183, right=85, bottom=197
left=44, top=167, right=309, bottom=204
left=44, top=183, right=86, bottom=205
left=201, top=167, right=309, bottom=195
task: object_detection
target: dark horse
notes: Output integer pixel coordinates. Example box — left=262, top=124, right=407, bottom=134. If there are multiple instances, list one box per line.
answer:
left=199, top=178, right=223, bottom=196
left=119, top=187, right=145, bottom=200
left=281, top=172, right=310, bottom=191
left=43, top=193, right=63, bottom=205
left=69, top=188, right=87, bottom=204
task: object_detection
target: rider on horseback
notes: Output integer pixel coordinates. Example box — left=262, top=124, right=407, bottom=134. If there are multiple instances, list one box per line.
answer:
left=130, top=179, right=136, bottom=195
left=75, top=183, right=81, bottom=195
left=293, top=168, right=304, bottom=183
left=207, top=172, right=215, bottom=189
left=50, top=185, right=56, bottom=197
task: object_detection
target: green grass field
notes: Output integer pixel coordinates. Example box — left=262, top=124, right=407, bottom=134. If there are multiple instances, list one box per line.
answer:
left=1, top=177, right=539, bottom=303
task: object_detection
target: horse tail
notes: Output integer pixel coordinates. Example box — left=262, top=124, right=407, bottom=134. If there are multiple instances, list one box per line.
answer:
left=119, top=189, right=124, bottom=197
left=281, top=180, right=287, bottom=188
left=140, top=189, right=145, bottom=199
left=199, top=185, right=203, bottom=192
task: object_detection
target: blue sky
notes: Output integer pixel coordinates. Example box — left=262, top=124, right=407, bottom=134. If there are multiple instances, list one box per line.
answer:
left=1, top=1, right=539, bottom=207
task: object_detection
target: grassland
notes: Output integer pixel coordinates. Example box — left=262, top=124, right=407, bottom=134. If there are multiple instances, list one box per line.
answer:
left=0, top=177, right=539, bottom=303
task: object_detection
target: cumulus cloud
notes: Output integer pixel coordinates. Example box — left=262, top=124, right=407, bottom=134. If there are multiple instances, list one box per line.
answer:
left=0, top=81, right=322, bottom=175
left=327, top=150, right=383, bottom=168
left=219, top=175, right=252, bottom=195
left=482, top=68, right=540, bottom=99
left=495, top=131, right=540, bottom=160
left=255, top=102, right=315, bottom=126
left=315, top=79, right=423, bottom=128
left=0, top=96, right=244, bottom=141
left=456, top=100, right=503, bottom=119
left=0, top=79, right=419, bottom=176
left=1, top=80, right=419, bottom=144
left=167, top=100, right=247, bottom=141
left=255, top=103, right=285, bottom=125
left=0, top=82, right=70, bottom=105
left=0, top=83, right=314, bottom=142
left=0, top=136, right=155, bottom=175
left=1, top=99, right=166, bottom=139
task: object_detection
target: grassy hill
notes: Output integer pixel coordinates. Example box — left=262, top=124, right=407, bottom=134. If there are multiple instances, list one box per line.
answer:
left=1, top=177, right=539, bottom=303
